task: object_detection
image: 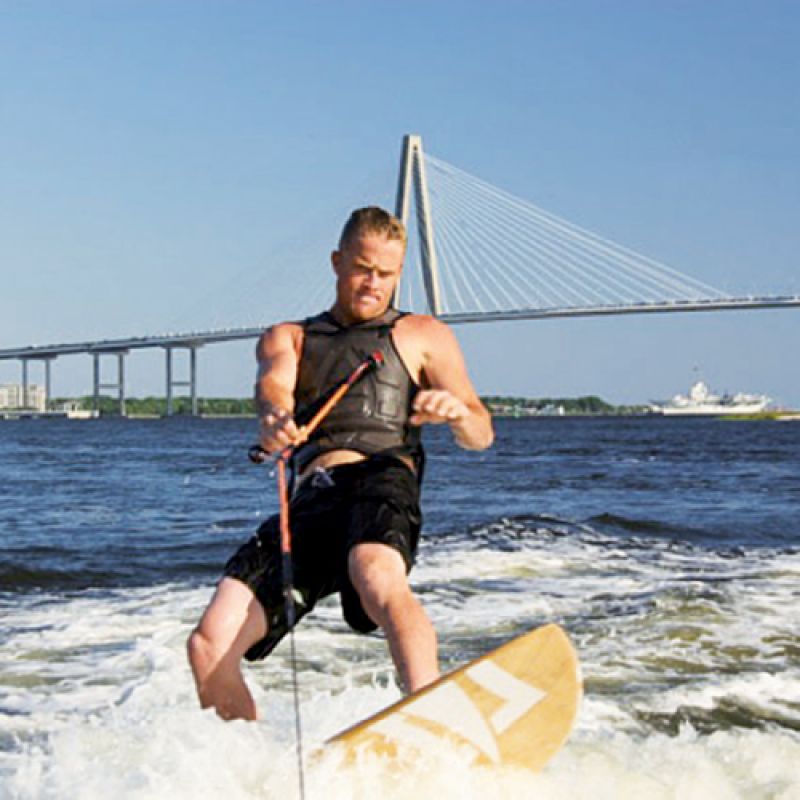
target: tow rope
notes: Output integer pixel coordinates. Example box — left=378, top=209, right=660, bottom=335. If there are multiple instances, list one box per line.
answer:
left=249, top=350, right=384, bottom=799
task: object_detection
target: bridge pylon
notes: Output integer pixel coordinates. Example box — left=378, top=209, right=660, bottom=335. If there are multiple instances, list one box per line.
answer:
left=92, top=351, right=128, bottom=416
left=395, top=134, right=443, bottom=316
left=164, top=344, right=200, bottom=417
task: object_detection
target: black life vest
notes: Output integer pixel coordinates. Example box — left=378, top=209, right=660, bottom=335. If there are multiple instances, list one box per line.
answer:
left=292, top=309, right=422, bottom=473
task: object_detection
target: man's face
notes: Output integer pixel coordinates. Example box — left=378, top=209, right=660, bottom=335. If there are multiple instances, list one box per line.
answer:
left=331, top=233, right=405, bottom=324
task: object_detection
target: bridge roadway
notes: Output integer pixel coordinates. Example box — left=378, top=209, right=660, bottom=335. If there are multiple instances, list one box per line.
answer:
left=438, top=295, right=800, bottom=323
left=0, top=325, right=267, bottom=360
left=0, top=325, right=267, bottom=417
left=1, top=295, right=799, bottom=416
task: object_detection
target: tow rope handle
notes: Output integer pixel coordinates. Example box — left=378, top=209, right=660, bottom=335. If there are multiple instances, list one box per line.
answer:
left=248, top=349, right=385, bottom=466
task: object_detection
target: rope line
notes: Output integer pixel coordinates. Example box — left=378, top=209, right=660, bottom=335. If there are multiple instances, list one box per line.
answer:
left=252, top=351, right=386, bottom=799
left=276, top=456, right=306, bottom=800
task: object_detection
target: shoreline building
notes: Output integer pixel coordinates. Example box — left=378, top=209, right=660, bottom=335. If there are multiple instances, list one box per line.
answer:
left=0, top=384, right=46, bottom=412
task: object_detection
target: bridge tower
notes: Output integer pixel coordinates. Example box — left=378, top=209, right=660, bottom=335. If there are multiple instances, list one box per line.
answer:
left=395, top=134, right=443, bottom=316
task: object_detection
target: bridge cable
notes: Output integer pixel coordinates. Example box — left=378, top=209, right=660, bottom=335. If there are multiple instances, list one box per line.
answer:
left=411, top=152, right=729, bottom=317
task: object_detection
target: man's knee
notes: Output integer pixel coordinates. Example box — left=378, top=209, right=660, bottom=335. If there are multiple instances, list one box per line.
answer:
left=350, top=541, right=405, bottom=586
left=187, top=578, right=268, bottom=673
left=187, top=625, right=209, bottom=661
left=187, top=623, right=223, bottom=677
left=349, top=543, right=413, bottom=624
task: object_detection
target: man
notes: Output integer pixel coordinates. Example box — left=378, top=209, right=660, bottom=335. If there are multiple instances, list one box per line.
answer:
left=188, top=206, right=493, bottom=721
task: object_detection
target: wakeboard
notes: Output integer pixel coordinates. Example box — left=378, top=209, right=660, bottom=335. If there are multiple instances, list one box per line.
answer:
left=327, top=623, right=581, bottom=772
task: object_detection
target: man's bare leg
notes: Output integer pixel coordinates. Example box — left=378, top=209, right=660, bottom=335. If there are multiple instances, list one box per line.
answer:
left=187, top=577, right=268, bottom=720
left=348, top=543, right=439, bottom=693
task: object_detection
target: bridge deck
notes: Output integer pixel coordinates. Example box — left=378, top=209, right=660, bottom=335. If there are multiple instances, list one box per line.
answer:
left=1, top=297, right=798, bottom=361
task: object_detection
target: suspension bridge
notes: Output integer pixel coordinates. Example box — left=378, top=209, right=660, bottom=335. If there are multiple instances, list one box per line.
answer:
left=2, top=134, right=798, bottom=415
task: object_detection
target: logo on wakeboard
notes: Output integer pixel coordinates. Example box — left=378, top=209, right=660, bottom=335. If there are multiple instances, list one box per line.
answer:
left=371, top=658, right=546, bottom=763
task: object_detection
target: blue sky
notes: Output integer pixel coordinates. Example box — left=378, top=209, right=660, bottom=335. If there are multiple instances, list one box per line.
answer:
left=1, top=1, right=798, bottom=405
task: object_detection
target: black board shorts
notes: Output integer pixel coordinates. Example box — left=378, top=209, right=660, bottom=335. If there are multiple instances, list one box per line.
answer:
left=224, top=455, right=422, bottom=662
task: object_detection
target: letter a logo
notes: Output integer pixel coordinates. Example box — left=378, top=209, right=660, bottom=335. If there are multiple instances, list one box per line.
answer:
left=371, top=657, right=547, bottom=763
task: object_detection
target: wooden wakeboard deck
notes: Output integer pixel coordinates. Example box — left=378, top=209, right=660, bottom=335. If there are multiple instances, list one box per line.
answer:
left=328, top=623, right=581, bottom=772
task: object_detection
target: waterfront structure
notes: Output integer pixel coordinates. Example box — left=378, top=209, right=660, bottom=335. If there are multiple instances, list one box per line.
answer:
left=0, top=384, right=46, bottom=412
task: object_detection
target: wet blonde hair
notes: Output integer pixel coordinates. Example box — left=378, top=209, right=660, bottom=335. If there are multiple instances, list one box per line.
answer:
left=338, top=206, right=407, bottom=250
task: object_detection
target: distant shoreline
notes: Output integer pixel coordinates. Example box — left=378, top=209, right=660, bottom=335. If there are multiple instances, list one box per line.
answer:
left=2, top=394, right=796, bottom=421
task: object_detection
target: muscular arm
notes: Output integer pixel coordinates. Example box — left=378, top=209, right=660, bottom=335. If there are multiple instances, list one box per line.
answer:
left=411, top=318, right=494, bottom=451
left=254, top=323, right=302, bottom=453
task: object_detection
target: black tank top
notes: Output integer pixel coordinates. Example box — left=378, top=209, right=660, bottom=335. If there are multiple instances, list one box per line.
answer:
left=292, top=309, right=423, bottom=473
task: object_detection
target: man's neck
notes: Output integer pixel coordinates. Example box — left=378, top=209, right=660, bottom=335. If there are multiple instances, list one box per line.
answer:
left=328, top=305, right=393, bottom=327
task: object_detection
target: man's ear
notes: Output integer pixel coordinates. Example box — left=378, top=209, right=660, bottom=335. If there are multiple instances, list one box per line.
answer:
left=331, top=249, right=341, bottom=274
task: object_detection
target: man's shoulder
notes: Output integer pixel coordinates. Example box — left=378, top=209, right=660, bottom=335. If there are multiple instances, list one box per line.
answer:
left=393, top=314, right=459, bottom=373
left=395, top=312, right=449, bottom=335
left=276, top=319, right=306, bottom=333
left=257, top=320, right=304, bottom=357
left=395, top=313, right=456, bottom=351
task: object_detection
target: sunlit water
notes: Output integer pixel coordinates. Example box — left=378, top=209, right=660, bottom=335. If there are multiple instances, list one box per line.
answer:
left=1, top=417, right=798, bottom=798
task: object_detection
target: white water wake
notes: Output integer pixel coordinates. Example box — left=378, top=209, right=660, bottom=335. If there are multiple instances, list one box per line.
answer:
left=2, top=522, right=799, bottom=799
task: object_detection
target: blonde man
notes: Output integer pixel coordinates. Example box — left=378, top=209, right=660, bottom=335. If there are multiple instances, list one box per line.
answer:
left=189, top=207, right=493, bottom=720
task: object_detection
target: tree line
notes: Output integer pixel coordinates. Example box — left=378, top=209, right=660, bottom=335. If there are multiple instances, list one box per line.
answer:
left=56, top=394, right=649, bottom=417
left=54, top=396, right=257, bottom=416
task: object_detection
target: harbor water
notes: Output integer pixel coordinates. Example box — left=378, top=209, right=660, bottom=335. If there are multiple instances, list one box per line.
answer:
left=1, top=416, right=798, bottom=799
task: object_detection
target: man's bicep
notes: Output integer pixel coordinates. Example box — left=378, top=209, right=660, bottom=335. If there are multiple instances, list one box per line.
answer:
left=255, top=325, right=300, bottom=410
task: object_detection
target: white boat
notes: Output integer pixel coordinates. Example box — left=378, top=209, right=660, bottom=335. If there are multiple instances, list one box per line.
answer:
left=657, top=380, right=771, bottom=416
